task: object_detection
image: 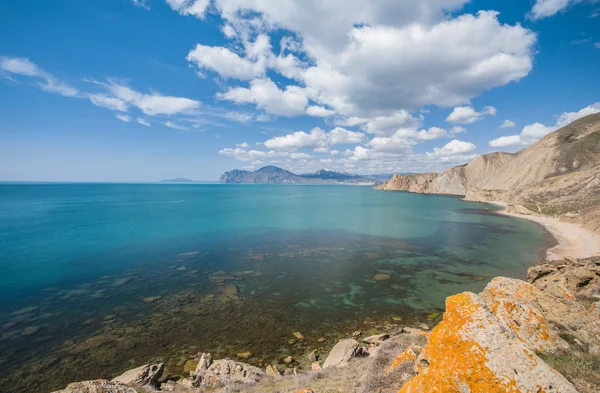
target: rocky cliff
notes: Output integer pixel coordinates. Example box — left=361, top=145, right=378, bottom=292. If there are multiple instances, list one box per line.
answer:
left=51, top=257, right=600, bottom=393
left=377, top=113, right=600, bottom=232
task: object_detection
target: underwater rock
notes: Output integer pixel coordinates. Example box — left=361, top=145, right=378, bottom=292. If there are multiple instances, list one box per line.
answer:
left=176, top=266, right=187, bottom=271
left=374, top=273, right=391, bottom=281
left=287, top=339, right=296, bottom=345
left=52, top=380, right=137, bottom=393
left=179, top=251, right=200, bottom=258
left=323, top=339, right=359, bottom=369
left=308, top=350, right=318, bottom=362
left=220, top=285, right=239, bottom=300
left=283, top=356, right=294, bottom=364
left=237, top=351, right=253, bottom=359
left=112, top=363, right=164, bottom=387
left=292, top=331, right=305, bottom=340
left=112, top=277, right=132, bottom=286
left=21, top=326, right=40, bottom=336
left=142, top=296, right=162, bottom=303
left=317, top=337, right=326, bottom=343
left=10, top=306, right=39, bottom=316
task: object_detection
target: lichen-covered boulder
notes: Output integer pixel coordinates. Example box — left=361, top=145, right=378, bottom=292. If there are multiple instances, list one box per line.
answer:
left=323, top=338, right=360, bottom=368
left=112, top=363, right=164, bottom=386
left=201, top=359, right=265, bottom=387
left=51, top=379, right=137, bottom=393
left=481, top=276, right=600, bottom=354
left=399, top=292, right=577, bottom=393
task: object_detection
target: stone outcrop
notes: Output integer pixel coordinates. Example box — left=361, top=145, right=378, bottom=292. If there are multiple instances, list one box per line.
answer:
left=399, top=291, right=578, bottom=393
left=528, top=257, right=600, bottom=300
left=323, top=338, right=360, bottom=368
left=52, top=380, right=137, bottom=393
left=200, top=359, right=265, bottom=388
left=112, top=363, right=164, bottom=387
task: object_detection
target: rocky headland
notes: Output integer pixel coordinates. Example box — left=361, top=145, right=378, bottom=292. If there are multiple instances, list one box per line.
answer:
left=50, top=256, right=600, bottom=393
left=377, top=113, right=600, bottom=260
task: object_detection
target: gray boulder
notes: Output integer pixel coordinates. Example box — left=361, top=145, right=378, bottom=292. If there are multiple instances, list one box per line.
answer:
left=323, top=338, right=359, bottom=368
left=52, top=380, right=137, bottom=393
left=112, top=363, right=164, bottom=387
left=362, top=333, right=390, bottom=346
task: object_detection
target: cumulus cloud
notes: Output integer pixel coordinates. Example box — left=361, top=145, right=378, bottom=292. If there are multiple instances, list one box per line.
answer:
left=499, top=119, right=516, bottom=128
left=264, top=127, right=365, bottom=149
left=0, top=56, right=78, bottom=97
left=306, top=105, right=335, bottom=117
left=185, top=4, right=536, bottom=119
left=115, top=114, right=131, bottom=122
left=489, top=102, right=600, bottom=147
left=363, top=111, right=423, bottom=137
left=446, top=105, right=496, bottom=124
left=187, top=41, right=268, bottom=80
left=433, top=139, right=476, bottom=156
left=217, top=78, right=310, bottom=116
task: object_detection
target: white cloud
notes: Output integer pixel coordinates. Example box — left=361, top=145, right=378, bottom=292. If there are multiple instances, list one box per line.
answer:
left=137, top=118, right=151, bottom=126
left=363, top=111, right=423, bottom=137
left=0, top=56, right=79, bottom=97
left=433, top=139, right=476, bottom=156
left=116, top=114, right=131, bottom=122
left=224, top=111, right=254, bottom=123
left=218, top=78, right=309, bottom=116
left=163, top=120, right=189, bottom=131
left=236, top=142, right=250, bottom=148
left=166, top=0, right=210, bottom=18
left=450, top=126, right=466, bottom=134
left=306, top=105, right=335, bottom=117
left=264, top=127, right=365, bottom=149
left=187, top=43, right=267, bottom=80
left=89, top=94, right=128, bottom=112
left=106, top=83, right=200, bottom=116
left=529, top=0, right=577, bottom=20
left=185, top=5, right=535, bottom=119
left=499, top=119, right=516, bottom=128
left=489, top=102, right=600, bottom=147
left=446, top=105, right=496, bottom=124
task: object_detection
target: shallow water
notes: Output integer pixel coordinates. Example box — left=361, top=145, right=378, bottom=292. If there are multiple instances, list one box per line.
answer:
left=0, top=184, right=549, bottom=392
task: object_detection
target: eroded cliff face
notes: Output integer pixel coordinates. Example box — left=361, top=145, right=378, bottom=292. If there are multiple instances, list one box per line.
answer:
left=376, top=114, right=600, bottom=231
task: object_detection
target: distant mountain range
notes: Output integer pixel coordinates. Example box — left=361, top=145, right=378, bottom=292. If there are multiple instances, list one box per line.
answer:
left=220, top=166, right=393, bottom=185
left=159, top=178, right=200, bottom=183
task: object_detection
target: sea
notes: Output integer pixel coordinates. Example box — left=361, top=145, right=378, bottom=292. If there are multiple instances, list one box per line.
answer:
left=0, top=183, right=551, bottom=392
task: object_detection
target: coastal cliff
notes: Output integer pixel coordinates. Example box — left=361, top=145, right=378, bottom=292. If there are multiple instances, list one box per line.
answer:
left=376, top=113, right=600, bottom=234
left=51, top=257, right=600, bottom=393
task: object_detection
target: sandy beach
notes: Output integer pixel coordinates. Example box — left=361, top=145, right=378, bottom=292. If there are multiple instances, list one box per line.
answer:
left=497, top=209, right=600, bottom=261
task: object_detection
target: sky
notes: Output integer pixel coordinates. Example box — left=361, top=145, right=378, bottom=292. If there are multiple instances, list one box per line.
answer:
left=1, top=0, right=599, bottom=182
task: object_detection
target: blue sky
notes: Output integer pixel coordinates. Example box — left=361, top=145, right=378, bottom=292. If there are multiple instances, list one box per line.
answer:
left=1, top=0, right=599, bottom=182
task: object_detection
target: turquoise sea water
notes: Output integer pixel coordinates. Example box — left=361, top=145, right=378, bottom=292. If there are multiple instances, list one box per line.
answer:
left=0, top=183, right=550, bottom=392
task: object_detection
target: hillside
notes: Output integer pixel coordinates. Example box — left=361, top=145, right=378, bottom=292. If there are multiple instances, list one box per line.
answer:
left=377, top=113, right=600, bottom=232
left=220, top=166, right=383, bottom=185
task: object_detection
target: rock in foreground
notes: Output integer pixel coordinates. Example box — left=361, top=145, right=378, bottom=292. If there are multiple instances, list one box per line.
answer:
left=52, top=380, right=137, bottom=393
left=399, top=291, right=577, bottom=393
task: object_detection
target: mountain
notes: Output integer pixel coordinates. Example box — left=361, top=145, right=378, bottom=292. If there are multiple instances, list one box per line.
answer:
left=377, top=113, right=600, bottom=232
left=160, top=178, right=199, bottom=183
left=220, top=166, right=380, bottom=185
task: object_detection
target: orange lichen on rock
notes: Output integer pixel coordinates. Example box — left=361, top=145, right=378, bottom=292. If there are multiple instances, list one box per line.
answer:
left=296, top=389, right=314, bottom=393
left=398, top=291, right=577, bottom=393
left=399, top=292, right=518, bottom=393
left=386, top=346, right=419, bottom=374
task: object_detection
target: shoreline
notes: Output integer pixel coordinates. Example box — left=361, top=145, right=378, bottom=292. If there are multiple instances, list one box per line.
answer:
left=489, top=203, right=600, bottom=261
